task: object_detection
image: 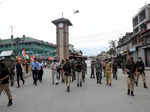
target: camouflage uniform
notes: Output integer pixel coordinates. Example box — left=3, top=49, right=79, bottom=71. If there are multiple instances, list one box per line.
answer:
left=95, top=60, right=102, bottom=84
left=126, top=58, right=136, bottom=96
left=76, top=59, right=83, bottom=87
left=82, top=60, right=87, bottom=82
left=0, top=61, right=13, bottom=106
left=90, top=61, right=95, bottom=78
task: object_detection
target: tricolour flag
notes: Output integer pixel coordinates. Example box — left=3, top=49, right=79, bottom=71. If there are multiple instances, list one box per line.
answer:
left=73, top=10, right=79, bottom=14
left=22, top=48, right=26, bottom=57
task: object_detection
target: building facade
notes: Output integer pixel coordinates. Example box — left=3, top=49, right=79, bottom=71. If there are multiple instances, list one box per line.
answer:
left=117, top=4, right=150, bottom=67
left=0, top=35, right=56, bottom=59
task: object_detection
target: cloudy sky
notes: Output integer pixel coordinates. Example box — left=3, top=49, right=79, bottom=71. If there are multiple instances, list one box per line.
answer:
left=0, top=0, right=149, bottom=56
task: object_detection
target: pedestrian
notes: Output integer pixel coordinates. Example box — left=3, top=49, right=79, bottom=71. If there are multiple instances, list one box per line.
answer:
left=76, top=58, right=83, bottom=87
left=90, top=60, right=95, bottom=78
left=16, top=60, right=25, bottom=88
left=125, top=56, right=136, bottom=96
left=0, top=62, right=13, bottom=106
left=105, top=59, right=112, bottom=86
left=82, top=59, right=87, bottom=82
left=56, top=60, right=61, bottom=81
left=122, top=60, right=126, bottom=74
left=103, top=60, right=106, bottom=77
left=135, top=57, right=148, bottom=88
left=70, top=58, right=76, bottom=82
left=38, top=60, right=44, bottom=83
left=60, top=59, right=65, bottom=83
left=51, top=59, right=58, bottom=85
left=95, top=59, right=102, bottom=84
left=112, top=59, right=118, bottom=80
left=63, top=59, right=72, bottom=92
left=25, top=62, right=29, bottom=74
left=31, top=58, right=39, bottom=86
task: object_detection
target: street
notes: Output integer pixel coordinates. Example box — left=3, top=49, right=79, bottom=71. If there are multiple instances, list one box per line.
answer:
left=0, top=68, right=150, bottom=112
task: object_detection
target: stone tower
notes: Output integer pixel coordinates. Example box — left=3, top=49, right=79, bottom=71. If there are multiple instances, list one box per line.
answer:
left=52, top=18, right=72, bottom=61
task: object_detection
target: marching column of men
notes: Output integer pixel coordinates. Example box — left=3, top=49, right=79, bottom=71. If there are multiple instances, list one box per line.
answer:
left=50, top=58, right=87, bottom=92
left=1, top=54, right=149, bottom=106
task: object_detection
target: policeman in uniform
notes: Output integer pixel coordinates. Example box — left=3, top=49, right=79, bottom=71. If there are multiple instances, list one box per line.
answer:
left=95, top=58, right=102, bottom=84
left=135, top=57, right=148, bottom=88
left=105, top=59, right=112, bottom=86
left=82, top=59, right=87, bottom=82
left=63, top=59, right=72, bottom=92
left=112, top=59, right=118, bottom=80
left=90, top=60, right=95, bottom=79
left=76, top=58, right=83, bottom=87
left=126, top=56, right=136, bottom=96
left=0, top=59, right=13, bottom=106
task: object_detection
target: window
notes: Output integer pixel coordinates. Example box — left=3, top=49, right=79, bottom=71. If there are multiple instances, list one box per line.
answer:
left=133, top=16, right=138, bottom=26
left=139, top=9, right=146, bottom=22
left=134, top=27, right=139, bottom=33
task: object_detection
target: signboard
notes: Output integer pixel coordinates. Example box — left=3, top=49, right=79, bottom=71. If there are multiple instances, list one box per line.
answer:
left=147, top=23, right=150, bottom=30
left=0, top=50, right=14, bottom=57
left=129, top=47, right=136, bottom=52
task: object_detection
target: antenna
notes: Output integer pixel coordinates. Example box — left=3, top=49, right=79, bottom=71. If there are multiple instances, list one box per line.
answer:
left=11, top=25, right=13, bottom=39
left=11, top=25, right=13, bottom=35
left=61, top=12, right=64, bottom=18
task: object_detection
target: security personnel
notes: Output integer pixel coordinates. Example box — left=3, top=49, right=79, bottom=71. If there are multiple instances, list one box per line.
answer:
left=0, top=61, right=13, bottom=106
left=95, top=59, right=102, bottom=84
left=31, top=58, right=39, bottom=86
left=90, top=60, right=95, bottom=78
left=112, top=60, right=118, bottom=80
left=76, top=58, right=83, bottom=87
left=16, top=60, right=25, bottom=88
left=126, top=56, right=136, bottom=96
left=60, top=59, right=65, bottom=83
left=82, top=60, right=87, bottom=82
left=135, top=57, right=148, bottom=88
left=63, top=59, right=72, bottom=92
left=105, top=59, right=112, bottom=86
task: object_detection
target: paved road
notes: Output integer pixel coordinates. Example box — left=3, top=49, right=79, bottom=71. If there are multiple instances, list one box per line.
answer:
left=0, top=68, right=150, bottom=112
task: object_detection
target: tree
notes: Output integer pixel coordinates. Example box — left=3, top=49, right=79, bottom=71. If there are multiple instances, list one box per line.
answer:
left=107, top=48, right=115, bottom=55
left=108, top=40, right=117, bottom=56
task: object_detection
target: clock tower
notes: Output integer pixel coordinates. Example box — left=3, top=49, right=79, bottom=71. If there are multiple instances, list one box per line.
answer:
left=52, top=18, right=72, bottom=61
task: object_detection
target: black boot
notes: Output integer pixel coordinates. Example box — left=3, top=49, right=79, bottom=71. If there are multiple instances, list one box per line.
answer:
left=8, top=99, right=13, bottom=107
left=144, top=83, right=148, bottom=89
left=77, top=83, right=79, bottom=87
left=109, top=83, right=112, bottom=87
left=67, top=86, right=70, bottom=92
left=127, top=89, right=130, bottom=95
left=23, top=80, right=25, bottom=85
left=80, top=82, right=82, bottom=87
left=135, top=81, right=138, bottom=87
left=131, top=91, right=134, bottom=96
left=99, top=81, right=102, bottom=84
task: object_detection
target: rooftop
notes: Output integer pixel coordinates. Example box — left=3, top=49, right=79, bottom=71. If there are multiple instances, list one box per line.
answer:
left=52, top=18, right=72, bottom=26
left=0, top=36, right=56, bottom=47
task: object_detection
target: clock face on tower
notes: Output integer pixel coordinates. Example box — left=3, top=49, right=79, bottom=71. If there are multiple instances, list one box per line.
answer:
left=58, top=23, right=64, bottom=28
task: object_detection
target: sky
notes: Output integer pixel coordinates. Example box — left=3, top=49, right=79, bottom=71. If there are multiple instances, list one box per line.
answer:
left=0, top=0, right=149, bottom=56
